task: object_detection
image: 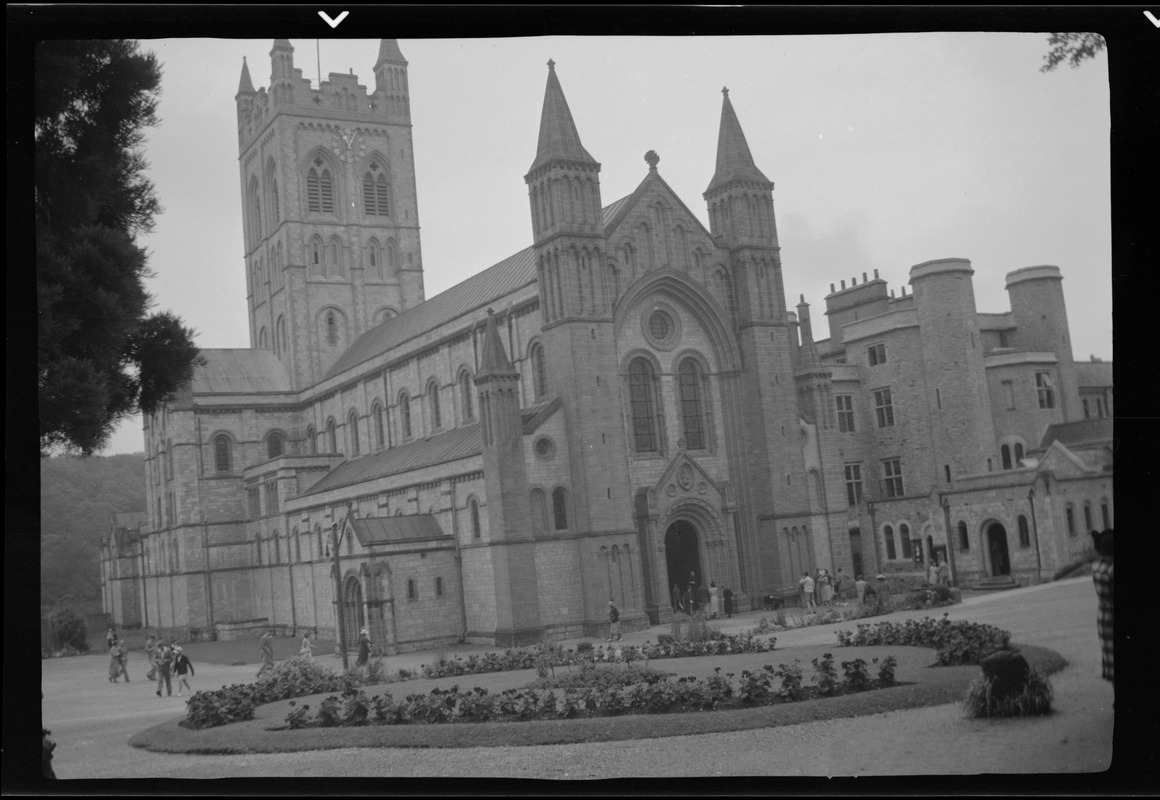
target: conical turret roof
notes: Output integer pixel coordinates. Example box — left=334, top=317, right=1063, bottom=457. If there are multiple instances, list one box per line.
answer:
left=705, top=88, right=771, bottom=194
left=236, top=57, right=255, bottom=96
left=271, top=39, right=294, bottom=52
left=527, top=60, right=597, bottom=174
left=375, top=39, right=407, bottom=66
left=477, top=309, right=518, bottom=378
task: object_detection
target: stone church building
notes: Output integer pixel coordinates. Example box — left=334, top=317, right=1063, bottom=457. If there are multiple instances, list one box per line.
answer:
left=101, top=40, right=1113, bottom=653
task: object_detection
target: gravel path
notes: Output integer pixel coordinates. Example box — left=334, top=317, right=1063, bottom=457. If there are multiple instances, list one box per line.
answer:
left=43, top=578, right=1113, bottom=779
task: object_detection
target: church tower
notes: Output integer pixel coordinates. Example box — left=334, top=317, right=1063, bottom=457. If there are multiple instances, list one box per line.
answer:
left=704, top=89, right=813, bottom=596
left=524, top=61, right=636, bottom=554
left=235, top=39, right=424, bottom=389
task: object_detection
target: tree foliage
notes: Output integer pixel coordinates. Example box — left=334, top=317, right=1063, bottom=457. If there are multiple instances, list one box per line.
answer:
left=1040, top=33, right=1106, bottom=73
left=40, top=453, right=146, bottom=611
left=36, top=40, right=203, bottom=455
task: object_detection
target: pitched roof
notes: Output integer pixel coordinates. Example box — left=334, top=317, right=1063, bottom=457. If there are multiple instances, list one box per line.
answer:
left=190, top=349, right=292, bottom=394
left=1038, top=418, right=1114, bottom=450
left=349, top=515, right=449, bottom=546
left=299, top=423, right=482, bottom=498
left=1073, top=360, right=1113, bottom=387
left=324, top=247, right=536, bottom=380
left=477, top=309, right=517, bottom=378
left=375, top=39, right=407, bottom=66
left=237, top=57, right=255, bottom=96
left=521, top=397, right=562, bottom=434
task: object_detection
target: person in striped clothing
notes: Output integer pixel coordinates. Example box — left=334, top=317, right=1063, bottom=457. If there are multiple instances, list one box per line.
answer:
left=1090, top=529, right=1114, bottom=683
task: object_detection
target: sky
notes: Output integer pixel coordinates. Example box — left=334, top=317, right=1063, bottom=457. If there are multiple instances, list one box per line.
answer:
left=98, top=33, right=1111, bottom=455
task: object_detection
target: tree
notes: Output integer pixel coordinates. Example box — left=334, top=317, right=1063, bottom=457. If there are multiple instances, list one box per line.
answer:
left=36, top=40, right=203, bottom=455
left=1040, top=33, right=1106, bottom=73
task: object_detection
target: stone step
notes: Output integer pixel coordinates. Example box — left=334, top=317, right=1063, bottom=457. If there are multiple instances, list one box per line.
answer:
left=974, top=577, right=1020, bottom=591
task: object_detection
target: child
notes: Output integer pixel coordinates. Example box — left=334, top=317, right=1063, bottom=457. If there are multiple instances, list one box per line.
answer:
left=172, top=646, right=195, bottom=696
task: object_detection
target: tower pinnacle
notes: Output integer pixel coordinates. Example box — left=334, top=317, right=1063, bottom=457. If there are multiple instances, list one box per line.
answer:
left=527, top=60, right=597, bottom=174
left=236, top=57, right=255, bottom=97
left=705, top=89, right=771, bottom=194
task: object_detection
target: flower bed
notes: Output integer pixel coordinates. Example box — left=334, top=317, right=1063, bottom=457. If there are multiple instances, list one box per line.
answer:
left=281, top=653, right=900, bottom=728
left=835, top=614, right=1010, bottom=665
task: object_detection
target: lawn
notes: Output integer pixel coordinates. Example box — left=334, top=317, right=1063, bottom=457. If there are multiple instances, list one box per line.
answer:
left=128, top=642, right=1065, bottom=753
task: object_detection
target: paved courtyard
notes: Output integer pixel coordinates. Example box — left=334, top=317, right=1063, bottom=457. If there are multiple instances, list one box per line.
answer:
left=40, top=577, right=1114, bottom=782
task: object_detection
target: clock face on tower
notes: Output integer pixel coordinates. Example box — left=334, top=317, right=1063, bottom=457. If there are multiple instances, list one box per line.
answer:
left=331, top=128, right=367, bottom=163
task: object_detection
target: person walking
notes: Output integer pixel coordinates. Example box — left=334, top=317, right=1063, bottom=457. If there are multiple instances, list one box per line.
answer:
left=257, top=629, right=275, bottom=678
left=709, top=582, right=720, bottom=619
left=671, top=583, right=682, bottom=614
left=607, top=600, right=622, bottom=641
left=154, top=642, right=173, bottom=697
left=1091, top=529, right=1114, bottom=684
left=299, top=630, right=319, bottom=660
left=854, top=574, right=867, bottom=606
left=172, top=646, right=195, bottom=696
left=834, top=568, right=847, bottom=602
left=105, top=627, right=117, bottom=653
left=722, top=585, right=734, bottom=618
left=116, top=638, right=130, bottom=682
left=799, top=571, right=816, bottom=612
left=107, top=639, right=125, bottom=683
left=143, top=635, right=158, bottom=681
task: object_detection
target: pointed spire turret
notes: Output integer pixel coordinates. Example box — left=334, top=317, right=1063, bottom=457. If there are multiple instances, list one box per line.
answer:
left=706, top=87, right=771, bottom=194
left=236, top=57, right=255, bottom=97
left=477, top=309, right=518, bottom=379
left=375, top=39, right=407, bottom=67
left=795, top=296, right=824, bottom=374
left=527, top=60, right=597, bottom=174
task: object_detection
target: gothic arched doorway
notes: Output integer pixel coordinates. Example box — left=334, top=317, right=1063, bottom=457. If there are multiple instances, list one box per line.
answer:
left=986, top=522, right=1012, bottom=577
left=341, top=575, right=365, bottom=651
left=664, top=520, right=703, bottom=598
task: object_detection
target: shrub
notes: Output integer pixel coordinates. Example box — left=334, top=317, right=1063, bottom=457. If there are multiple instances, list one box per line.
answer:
left=841, top=658, right=871, bottom=691
left=285, top=701, right=311, bottom=729
left=835, top=615, right=1010, bottom=665
left=530, top=664, right=671, bottom=691
left=875, top=656, right=898, bottom=686
left=183, top=683, right=258, bottom=729
left=776, top=660, right=805, bottom=701
left=48, top=609, right=89, bottom=653
left=962, top=668, right=1054, bottom=718
left=812, top=653, right=839, bottom=696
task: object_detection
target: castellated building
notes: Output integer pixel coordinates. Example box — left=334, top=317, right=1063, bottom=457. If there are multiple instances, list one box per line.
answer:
left=101, top=40, right=1113, bottom=651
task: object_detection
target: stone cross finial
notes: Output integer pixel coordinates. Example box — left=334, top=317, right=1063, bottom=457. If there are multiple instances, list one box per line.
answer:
left=645, top=150, right=660, bottom=170
left=547, top=59, right=555, bottom=71
left=722, top=86, right=729, bottom=96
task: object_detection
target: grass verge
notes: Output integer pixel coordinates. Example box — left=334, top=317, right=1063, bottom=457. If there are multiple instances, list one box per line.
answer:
left=129, top=642, right=1064, bottom=753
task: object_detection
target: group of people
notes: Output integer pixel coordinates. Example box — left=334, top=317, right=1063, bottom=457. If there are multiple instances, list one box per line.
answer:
left=927, top=556, right=952, bottom=587
left=103, top=628, right=194, bottom=696
left=798, top=568, right=844, bottom=612
left=669, top=574, right=734, bottom=620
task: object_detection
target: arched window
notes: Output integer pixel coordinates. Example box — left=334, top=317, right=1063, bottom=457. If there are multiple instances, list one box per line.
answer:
left=316, top=524, right=323, bottom=558
left=678, top=358, right=707, bottom=450
left=327, top=238, right=342, bottom=277
left=435, top=576, right=444, bottom=596
left=373, top=402, right=385, bottom=448
left=899, top=524, right=912, bottom=559
left=1101, top=498, right=1110, bottom=529
left=255, top=535, right=263, bottom=566
left=311, top=239, right=323, bottom=276
left=368, top=239, right=382, bottom=281
left=348, top=410, right=360, bottom=455
left=552, top=487, right=569, bottom=531
left=267, top=431, right=285, bottom=459
left=407, top=578, right=417, bottom=600
left=213, top=434, right=232, bottom=473
left=306, top=163, right=335, bottom=214
left=400, top=392, right=412, bottom=439
left=470, top=498, right=481, bottom=539
left=428, top=380, right=442, bottom=430
left=326, top=312, right=339, bottom=346
left=530, top=489, right=547, bottom=534
left=327, top=418, right=338, bottom=454
left=1018, top=515, right=1030, bottom=548
left=363, top=167, right=390, bottom=216
left=1066, top=503, right=1076, bottom=536
left=957, top=520, right=970, bottom=550
left=1014, top=442, right=1024, bottom=465
left=1001, top=444, right=1012, bottom=470
left=460, top=371, right=475, bottom=421
left=530, top=343, right=548, bottom=399
left=884, top=525, right=896, bottom=560
left=306, top=425, right=317, bottom=455
left=1083, top=500, right=1093, bottom=532
left=628, top=357, right=659, bottom=453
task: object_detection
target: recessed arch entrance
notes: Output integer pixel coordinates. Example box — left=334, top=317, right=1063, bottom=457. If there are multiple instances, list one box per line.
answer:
left=340, top=574, right=365, bottom=651
left=664, top=519, right=703, bottom=595
left=985, top=522, right=1012, bottom=577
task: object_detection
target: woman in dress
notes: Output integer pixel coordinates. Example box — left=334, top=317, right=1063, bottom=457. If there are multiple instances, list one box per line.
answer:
left=818, top=570, right=834, bottom=609
left=300, top=630, right=319, bottom=660
left=708, top=581, right=720, bottom=619
left=1090, top=529, right=1114, bottom=683
left=356, top=627, right=371, bottom=668
left=107, top=638, right=124, bottom=682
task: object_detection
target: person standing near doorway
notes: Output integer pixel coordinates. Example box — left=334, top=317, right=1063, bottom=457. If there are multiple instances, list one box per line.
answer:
left=257, top=629, right=275, bottom=678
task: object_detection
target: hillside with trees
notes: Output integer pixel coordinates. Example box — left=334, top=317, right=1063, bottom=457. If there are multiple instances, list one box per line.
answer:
left=40, top=453, right=146, bottom=614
